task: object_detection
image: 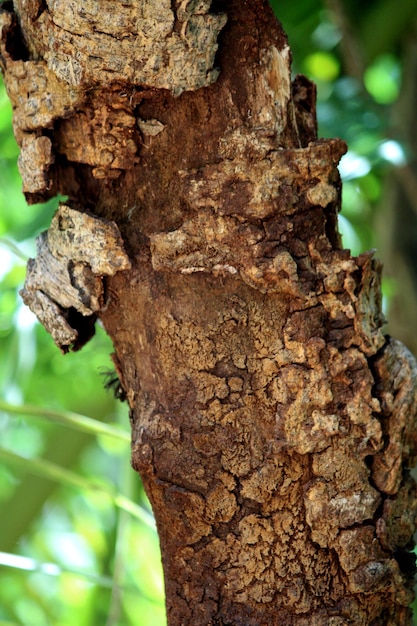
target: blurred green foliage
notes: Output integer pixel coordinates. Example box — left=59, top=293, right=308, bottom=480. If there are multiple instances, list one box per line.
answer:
left=1, top=0, right=416, bottom=624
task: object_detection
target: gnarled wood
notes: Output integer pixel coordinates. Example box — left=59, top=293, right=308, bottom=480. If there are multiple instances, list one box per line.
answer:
left=20, top=205, right=130, bottom=352
left=2, top=0, right=417, bottom=623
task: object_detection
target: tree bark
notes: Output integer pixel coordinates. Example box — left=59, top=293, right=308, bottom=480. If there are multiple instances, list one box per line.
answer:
left=2, top=1, right=417, bottom=624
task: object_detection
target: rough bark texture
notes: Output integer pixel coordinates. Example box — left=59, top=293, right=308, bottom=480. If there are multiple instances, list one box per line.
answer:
left=2, top=1, right=417, bottom=624
left=20, top=204, right=131, bottom=350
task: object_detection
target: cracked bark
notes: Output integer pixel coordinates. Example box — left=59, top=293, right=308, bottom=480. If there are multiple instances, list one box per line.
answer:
left=1, top=1, right=417, bottom=624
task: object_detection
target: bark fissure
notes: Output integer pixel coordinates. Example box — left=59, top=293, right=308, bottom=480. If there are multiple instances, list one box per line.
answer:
left=2, top=0, right=417, bottom=624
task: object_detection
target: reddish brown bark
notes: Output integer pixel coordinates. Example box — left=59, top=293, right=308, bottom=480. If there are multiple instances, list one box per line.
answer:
left=2, top=1, right=417, bottom=624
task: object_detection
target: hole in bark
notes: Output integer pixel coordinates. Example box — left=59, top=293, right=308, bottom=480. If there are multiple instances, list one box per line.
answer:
left=209, top=0, right=226, bottom=14
left=209, top=0, right=230, bottom=77
left=3, top=13, right=30, bottom=61
left=292, top=74, right=318, bottom=147
left=65, top=308, right=97, bottom=351
left=324, top=204, right=342, bottom=250
left=51, top=154, right=101, bottom=211
left=36, top=0, right=48, bottom=16
left=394, top=543, right=417, bottom=578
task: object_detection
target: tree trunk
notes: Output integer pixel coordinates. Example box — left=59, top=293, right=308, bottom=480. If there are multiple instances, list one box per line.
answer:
left=2, top=1, right=417, bottom=624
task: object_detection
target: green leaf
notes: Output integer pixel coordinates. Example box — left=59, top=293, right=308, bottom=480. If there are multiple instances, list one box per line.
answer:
left=303, top=51, right=340, bottom=82
left=0, top=550, right=163, bottom=602
left=364, top=54, right=400, bottom=104
left=0, top=238, right=29, bottom=262
left=0, top=447, right=155, bottom=530
left=0, top=400, right=130, bottom=442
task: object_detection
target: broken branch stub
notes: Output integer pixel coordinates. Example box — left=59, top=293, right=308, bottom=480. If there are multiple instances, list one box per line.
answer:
left=20, top=205, right=131, bottom=353
left=13, top=0, right=227, bottom=93
left=0, top=1, right=227, bottom=196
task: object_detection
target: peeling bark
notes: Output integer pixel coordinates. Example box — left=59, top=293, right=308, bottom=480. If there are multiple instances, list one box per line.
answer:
left=14, top=0, right=226, bottom=92
left=20, top=205, right=131, bottom=352
left=2, top=1, right=417, bottom=624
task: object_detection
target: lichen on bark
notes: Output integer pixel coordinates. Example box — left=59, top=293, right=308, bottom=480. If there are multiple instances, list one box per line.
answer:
left=2, top=0, right=417, bottom=624
left=0, top=0, right=226, bottom=190
left=13, top=0, right=226, bottom=92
